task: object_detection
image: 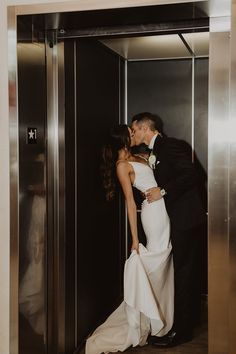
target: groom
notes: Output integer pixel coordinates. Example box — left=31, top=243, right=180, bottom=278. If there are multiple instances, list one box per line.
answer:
left=131, top=112, right=206, bottom=348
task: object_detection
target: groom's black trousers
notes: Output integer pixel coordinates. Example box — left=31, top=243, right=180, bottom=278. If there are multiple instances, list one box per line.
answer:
left=170, top=221, right=206, bottom=334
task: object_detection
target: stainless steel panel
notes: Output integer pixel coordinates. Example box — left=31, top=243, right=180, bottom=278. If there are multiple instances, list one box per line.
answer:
left=8, top=6, right=19, bottom=354
left=58, top=41, right=66, bottom=353
left=17, top=40, right=47, bottom=354
left=208, top=23, right=230, bottom=354
left=101, top=35, right=191, bottom=60
left=209, top=0, right=230, bottom=17
left=194, top=59, right=208, bottom=296
left=229, top=1, right=236, bottom=353
left=194, top=58, right=209, bottom=173
left=46, top=35, right=56, bottom=354
left=64, top=40, right=77, bottom=352
left=183, top=32, right=209, bottom=57
left=46, top=36, right=66, bottom=354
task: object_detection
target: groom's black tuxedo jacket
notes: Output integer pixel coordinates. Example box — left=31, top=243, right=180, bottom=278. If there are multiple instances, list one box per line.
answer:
left=152, top=135, right=206, bottom=231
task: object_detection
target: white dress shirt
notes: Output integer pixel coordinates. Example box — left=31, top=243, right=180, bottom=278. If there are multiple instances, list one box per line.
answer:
left=148, top=134, right=158, bottom=150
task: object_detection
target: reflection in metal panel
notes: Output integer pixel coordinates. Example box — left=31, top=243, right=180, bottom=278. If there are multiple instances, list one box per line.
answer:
left=208, top=24, right=230, bottom=354
left=17, top=41, right=47, bottom=354
left=46, top=37, right=66, bottom=354
left=100, top=34, right=191, bottom=60
left=9, top=7, right=19, bottom=354
left=100, top=31, right=209, bottom=60
left=194, top=58, right=209, bottom=173
left=229, top=2, right=236, bottom=352
left=183, top=32, right=209, bottom=57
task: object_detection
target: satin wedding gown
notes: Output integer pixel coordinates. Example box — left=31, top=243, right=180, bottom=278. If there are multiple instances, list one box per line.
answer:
left=86, top=161, right=174, bottom=354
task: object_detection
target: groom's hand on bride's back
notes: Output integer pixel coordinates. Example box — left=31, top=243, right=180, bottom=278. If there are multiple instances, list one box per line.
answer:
left=146, top=187, right=162, bottom=203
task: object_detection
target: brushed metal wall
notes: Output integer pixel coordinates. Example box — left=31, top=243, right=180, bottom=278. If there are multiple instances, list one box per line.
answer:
left=17, top=42, right=47, bottom=354
left=208, top=29, right=229, bottom=353
left=194, top=58, right=209, bottom=174
left=229, top=1, right=236, bottom=352
left=207, top=11, right=236, bottom=354
left=46, top=37, right=66, bottom=354
left=208, top=3, right=236, bottom=353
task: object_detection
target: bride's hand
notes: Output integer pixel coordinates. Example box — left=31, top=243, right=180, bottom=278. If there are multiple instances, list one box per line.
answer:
left=131, top=240, right=139, bottom=254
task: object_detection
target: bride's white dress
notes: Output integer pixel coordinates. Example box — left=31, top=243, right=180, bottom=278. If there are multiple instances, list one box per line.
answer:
left=86, top=162, right=174, bottom=354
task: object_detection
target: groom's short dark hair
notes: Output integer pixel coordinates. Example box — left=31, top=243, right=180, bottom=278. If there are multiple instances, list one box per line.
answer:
left=131, top=112, right=164, bottom=134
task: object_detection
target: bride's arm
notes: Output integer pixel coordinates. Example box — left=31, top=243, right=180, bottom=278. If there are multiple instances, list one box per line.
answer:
left=116, top=162, right=139, bottom=254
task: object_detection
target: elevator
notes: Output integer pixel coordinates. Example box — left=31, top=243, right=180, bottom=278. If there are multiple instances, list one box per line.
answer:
left=10, top=2, right=234, bottom=354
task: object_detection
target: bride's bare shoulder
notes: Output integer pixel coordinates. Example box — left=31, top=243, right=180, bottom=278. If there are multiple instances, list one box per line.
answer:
left=116, top=160, right=132, bottom=172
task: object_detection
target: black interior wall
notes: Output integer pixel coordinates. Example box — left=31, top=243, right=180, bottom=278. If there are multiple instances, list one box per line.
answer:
left=128, top=59, right=193, bottom=144
left=127, top=57, right=208, bottom=212
left=127, top=57, right=208, bottom=294
left=127, top=58, right=208, bottom=172
left=64, top=39, right=126, bottom=348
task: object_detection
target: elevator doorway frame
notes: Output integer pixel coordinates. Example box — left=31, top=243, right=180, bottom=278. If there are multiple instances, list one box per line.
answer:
left=8, top=2, right=236, bottom=354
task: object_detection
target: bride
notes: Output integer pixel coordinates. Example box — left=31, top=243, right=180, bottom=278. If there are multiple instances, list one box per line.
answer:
left=86, top=124, right=174, bottom=354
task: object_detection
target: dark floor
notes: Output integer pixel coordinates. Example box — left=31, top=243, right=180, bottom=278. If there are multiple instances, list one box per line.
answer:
left=80, top=326, right=207, bottom=354
left=121, top=322, right=208, bottom=354
left=79, top=306, right=208, bottom=354
left=126, top=299, right=208, bottom=353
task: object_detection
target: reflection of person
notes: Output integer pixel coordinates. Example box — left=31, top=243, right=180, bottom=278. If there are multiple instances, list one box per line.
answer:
left=86, top=125, right=174, bottom=354
left=19, top=195, right=45, bottom=336
left=132, top=112, right=206, bottom=347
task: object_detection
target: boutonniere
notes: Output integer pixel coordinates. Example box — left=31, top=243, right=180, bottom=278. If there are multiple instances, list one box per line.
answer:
left=148, top=152, right=156, bottom=169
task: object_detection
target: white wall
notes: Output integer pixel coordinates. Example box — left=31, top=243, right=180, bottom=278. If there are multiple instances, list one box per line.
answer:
left=0, top=0, right=206, bottom=353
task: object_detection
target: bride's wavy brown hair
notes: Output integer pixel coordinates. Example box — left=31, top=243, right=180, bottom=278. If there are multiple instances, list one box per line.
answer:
left=101, top=124, right=131, bottom=201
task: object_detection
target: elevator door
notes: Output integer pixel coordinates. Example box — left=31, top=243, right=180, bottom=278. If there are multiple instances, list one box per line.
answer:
left=18, top=42, right=47, bottom=354
left=64, top=39, right=126, bottom=350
